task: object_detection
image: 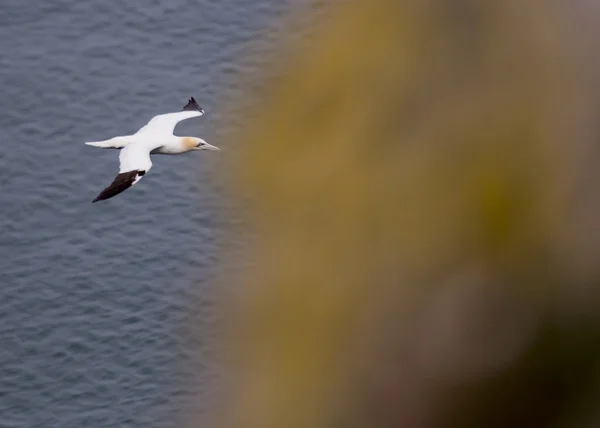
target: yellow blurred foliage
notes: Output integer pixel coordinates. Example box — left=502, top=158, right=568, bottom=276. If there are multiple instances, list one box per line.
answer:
left=205, top=1, right=600, bottom=427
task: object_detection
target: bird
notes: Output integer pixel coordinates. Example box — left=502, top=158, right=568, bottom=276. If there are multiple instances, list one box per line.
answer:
left=86, top=97, right=219, bottom=203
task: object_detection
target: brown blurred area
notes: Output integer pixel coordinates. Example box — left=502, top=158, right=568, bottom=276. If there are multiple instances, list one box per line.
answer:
left=204, top=1, right=600, bottom=427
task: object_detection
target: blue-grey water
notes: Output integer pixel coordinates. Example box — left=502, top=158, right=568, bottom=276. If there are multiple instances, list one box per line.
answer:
left=0, top=1, right=300, bottom=426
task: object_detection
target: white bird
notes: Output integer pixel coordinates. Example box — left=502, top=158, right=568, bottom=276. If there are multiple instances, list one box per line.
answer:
left=86, top=97, right=219, bottom=203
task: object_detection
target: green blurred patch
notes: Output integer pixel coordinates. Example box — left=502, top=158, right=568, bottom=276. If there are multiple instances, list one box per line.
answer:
left=207, top=1, right=600, bottom=427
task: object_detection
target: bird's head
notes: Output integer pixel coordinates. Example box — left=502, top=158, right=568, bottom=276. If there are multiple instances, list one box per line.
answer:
left=182, top=137, right=220, bottom=152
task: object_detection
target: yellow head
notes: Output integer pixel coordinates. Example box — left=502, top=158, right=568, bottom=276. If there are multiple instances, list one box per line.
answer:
left=181, top=137, right=220, bottom=152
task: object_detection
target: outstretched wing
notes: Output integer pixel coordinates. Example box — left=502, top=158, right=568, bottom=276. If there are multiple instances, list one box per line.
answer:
left=135, top=97, right=205, bottom=136
left=92, top=143, right=153, bottom=203
left=92, top=170, right=146, bottom=203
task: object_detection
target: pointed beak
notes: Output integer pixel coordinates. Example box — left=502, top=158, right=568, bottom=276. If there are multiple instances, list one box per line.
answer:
left=197, top=142, right=220, bottom=151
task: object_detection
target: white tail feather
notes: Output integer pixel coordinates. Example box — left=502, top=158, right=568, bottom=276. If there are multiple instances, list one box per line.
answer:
left=85, top=136, right=130, bottom=149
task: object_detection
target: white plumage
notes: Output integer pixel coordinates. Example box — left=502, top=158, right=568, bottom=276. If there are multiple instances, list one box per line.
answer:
left=135, top=110, right=204, bottom=136
left=86, top=97, right=219, bottom=203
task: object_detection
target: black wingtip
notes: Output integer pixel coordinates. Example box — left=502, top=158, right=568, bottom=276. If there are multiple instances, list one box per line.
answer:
left=183, top=97, right=205, bottom=114
left=92, top=170, right=143, bottom=203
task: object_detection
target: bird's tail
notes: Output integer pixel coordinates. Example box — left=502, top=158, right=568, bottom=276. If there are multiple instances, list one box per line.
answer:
left=85, top=136, right=129, bottom=149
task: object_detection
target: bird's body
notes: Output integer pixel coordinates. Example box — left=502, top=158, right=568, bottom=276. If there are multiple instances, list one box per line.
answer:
left=86, top=97, right=219, bottom=203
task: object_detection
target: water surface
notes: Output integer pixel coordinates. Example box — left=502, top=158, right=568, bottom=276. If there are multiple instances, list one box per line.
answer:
left=0, top=1, right=296, bottom=426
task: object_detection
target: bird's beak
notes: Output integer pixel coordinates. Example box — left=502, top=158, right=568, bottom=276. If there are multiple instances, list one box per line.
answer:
left=197, top=142, right=220, bottom=151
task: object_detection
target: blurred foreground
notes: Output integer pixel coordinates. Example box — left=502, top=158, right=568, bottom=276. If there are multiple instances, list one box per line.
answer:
left=205, top=1, right=600, bottom=427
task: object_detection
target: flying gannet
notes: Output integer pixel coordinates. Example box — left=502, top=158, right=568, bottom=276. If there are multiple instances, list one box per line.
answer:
left=86, top=97, right=219, bottom=203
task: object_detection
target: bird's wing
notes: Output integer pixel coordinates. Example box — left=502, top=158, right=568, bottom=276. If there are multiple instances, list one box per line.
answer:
left=92, top=143, right=153, bottom=203
left=135, top=97, right=205, bottom=136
